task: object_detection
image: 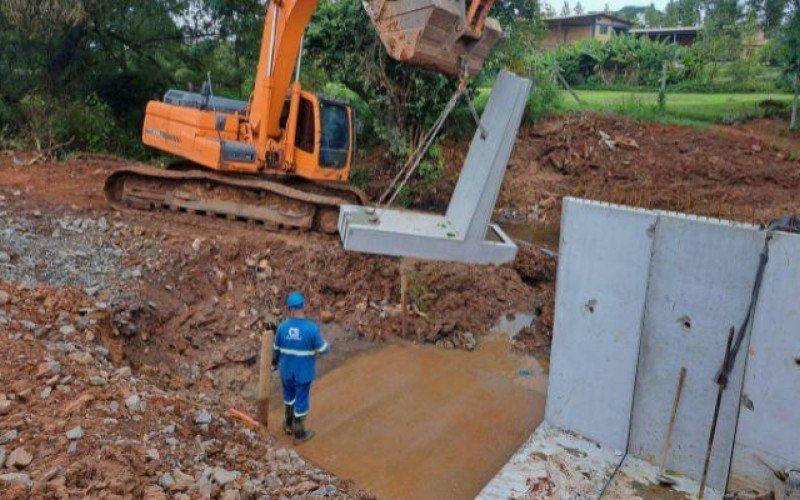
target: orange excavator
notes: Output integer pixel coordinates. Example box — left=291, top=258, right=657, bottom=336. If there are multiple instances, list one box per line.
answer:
left=105, top=0, right=501, bottom=233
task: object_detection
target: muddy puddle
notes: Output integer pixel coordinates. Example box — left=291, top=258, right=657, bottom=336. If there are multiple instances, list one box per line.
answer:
left=267, top=336, right=547, bottom=499
left=500, top=221, right=560, bottom=253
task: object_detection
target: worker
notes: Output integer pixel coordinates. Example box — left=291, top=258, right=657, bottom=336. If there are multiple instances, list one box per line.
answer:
left=272, top=291, right=330, bottom=444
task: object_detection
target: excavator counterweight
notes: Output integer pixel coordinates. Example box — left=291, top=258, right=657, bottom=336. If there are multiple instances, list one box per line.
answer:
left=364, top=0, right=501, bottom=76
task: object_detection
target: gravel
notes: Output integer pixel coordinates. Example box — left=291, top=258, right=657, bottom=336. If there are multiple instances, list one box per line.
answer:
left=0, top=215, right=126, bottom=289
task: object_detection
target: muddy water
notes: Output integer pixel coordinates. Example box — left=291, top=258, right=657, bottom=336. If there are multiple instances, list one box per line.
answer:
left=268, top=338, right=547, bottom=499
left=500, top=221, right=561, bottom=252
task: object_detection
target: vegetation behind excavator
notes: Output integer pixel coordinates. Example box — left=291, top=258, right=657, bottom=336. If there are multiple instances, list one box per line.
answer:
left=104, top=0, right=502, bottom=234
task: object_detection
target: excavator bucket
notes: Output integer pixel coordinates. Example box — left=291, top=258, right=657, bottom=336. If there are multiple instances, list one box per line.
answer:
left=364, top=0, right=502, bottom=77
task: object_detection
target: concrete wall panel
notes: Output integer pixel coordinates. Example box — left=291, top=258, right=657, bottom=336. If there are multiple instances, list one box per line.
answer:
left=628, top=215, right=765, bottom=491
left=545, top=198, right=657, bottom=450
left=731, top=231, right=800, bottom=489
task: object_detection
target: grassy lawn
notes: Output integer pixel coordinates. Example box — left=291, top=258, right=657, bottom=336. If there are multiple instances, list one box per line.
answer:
left=557, top=90, right=794, bottom=125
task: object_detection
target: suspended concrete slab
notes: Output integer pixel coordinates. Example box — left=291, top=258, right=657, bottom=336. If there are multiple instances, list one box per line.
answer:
left=338, top=71, right=532, bottom=265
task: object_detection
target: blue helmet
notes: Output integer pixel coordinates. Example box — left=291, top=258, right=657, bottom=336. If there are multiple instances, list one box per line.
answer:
left=286, top=291, right=305, bottom=310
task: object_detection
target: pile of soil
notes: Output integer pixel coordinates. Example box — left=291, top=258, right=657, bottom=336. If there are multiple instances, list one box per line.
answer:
left=497, top=113, right=800, bottom=226
left=0, top=281, right=367, bottom=499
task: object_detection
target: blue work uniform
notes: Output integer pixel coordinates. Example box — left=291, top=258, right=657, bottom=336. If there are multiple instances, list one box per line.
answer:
left=274, top=317, right=329, bottom=418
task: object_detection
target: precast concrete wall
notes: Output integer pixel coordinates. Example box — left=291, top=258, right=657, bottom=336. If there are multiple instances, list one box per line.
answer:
left=546, top=199, right=656, bottom=450
left=628, top=214, right=765, bottom=491
left=730, top=230, right=800, bottom=490
left=544, top=198, right=800, bottom=492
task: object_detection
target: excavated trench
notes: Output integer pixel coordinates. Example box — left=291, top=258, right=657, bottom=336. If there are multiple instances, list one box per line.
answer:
left=267, top=336, right=548, bottom=499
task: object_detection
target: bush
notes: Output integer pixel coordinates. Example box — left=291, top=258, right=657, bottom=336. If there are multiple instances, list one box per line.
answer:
left=18, top=93, right=116, bottom=153
left=56, top=94, right=116, bottom=152
left=550, top=37, right=679, bottom=88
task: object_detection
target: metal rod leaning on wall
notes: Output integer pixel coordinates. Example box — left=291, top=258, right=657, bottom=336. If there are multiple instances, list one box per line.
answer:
left=698, top=328, right=735, bottom=499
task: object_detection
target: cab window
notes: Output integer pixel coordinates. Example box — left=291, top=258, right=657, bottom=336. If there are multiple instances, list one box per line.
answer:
left=295, top=97, right=315, bottom=153
left=319, top=102, right=350, bottom=169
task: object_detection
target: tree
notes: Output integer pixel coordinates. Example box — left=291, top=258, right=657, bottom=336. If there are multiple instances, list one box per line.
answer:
left=615, top=5, right=649, bottom=24
left=765, top=0, right=788, bottom=32
left=604, top=3, right=611, bottom=13
left=777, top=0, right=800, bottom=127
left=494, top=0, right=541, bottom=22
left=574, top=2, right=584, bottom=15
left=560, top=1, right=571, bottom=16
left=644, top=3, right=666, bottom=27
left=705, top=0, right=744, bottom=32
left=679, top=0, right=702, bottom=25
left=664, top=0, right=680, bottom=25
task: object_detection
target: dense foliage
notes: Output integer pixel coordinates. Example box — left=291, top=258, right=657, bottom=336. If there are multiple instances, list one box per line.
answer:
left=547, top=32, right=788, bottom=92
left=0, top=0, right=555, bottom=162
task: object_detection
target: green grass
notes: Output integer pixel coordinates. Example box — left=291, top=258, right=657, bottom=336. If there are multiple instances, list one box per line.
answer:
left=557, top=90, right=794, bottom=126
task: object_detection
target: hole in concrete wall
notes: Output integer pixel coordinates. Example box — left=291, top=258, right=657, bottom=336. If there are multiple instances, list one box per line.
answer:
left=584, top=299, right=597, bottom=315
left=679, top=316, right=692, bottom=331
left=795, top=357, right=800, bottom=366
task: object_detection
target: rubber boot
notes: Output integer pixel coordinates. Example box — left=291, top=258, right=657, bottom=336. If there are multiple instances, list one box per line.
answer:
left=283, top=405, right=294, bottom=436
left=293, top=416, right=315, bottom=444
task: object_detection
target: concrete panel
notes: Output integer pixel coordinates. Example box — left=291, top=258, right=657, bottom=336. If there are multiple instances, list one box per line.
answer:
left=731, top=230, right=800, bottom=489
left=545, top=198, right=657, bottom=450
left=628, top=215, right=765, bottom=491
left=338, top=207, right=518, bottom=264
left=338, top=71, right=531, bottom=265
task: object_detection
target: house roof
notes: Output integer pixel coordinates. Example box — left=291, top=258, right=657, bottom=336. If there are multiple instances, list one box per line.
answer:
left=544, top=13, right=633, bottom=27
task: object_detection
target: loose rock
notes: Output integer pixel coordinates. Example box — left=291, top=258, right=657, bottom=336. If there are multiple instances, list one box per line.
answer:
left=212, top=467, right=239, bottom=486
left=0, top=473, right=32, bottom=488
left=160, top=472, right=175, bottom=489
left=65, top=427, right=83, bottom=440
left=0, top=430, right=18, bottom=445
left=195, top=409, right=213, bottom=425
left=125, top=394, right=144, bottom=412
left=7, top=447, right=32, bottom=469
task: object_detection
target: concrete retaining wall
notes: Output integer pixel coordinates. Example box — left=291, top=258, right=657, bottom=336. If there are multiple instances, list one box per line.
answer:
left=546, top=199, right=656, bottom=451
left=730, top=230, right=800, bottom=491
left=541, top=198, right=800, bottom=492
left=629, top=214, right=765, bottom=491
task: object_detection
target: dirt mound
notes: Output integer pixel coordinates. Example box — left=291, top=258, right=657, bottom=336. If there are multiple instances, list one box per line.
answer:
left=498, top=113, right=800, bottom=225
left=0, top=281, right=368, bottom=499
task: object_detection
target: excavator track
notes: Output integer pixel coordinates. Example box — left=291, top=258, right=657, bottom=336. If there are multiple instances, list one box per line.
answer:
left=104, top=165, right=368, bottom=234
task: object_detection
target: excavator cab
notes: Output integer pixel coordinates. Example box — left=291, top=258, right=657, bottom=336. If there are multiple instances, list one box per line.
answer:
left=283, top=90, right=354, bottom=182
left=364, top=0, right=502, bottom=77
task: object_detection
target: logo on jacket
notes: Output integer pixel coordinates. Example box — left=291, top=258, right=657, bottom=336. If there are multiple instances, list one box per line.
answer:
left=287, top=327, right=301, bottom=340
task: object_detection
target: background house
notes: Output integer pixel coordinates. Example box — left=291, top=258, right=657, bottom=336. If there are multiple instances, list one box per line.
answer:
left=542, top=14, right=633, bottom=50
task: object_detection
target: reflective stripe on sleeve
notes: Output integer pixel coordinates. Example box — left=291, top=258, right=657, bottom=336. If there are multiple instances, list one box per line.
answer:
left=318, top=342, right=330, bottom=353
left=278, top=347, right=317, bottom=357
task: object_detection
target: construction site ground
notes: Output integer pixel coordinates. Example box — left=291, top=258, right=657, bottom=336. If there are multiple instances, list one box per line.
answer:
left=1, top=112, right=798, bottom=499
